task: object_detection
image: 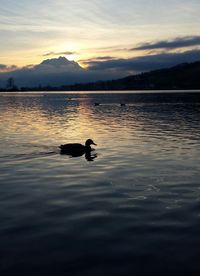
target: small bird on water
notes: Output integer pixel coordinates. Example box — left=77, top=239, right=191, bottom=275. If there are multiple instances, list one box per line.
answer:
left=59, top=139, right=97, bottom=156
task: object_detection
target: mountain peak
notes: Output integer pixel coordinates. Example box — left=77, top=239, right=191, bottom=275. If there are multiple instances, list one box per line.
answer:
left=41, top=56, right=69, bottom=65
left=40, top=56, right=81, bottom=67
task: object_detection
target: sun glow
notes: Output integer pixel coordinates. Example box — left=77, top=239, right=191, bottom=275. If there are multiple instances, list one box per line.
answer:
left=65, top=54, right=79, bottom=61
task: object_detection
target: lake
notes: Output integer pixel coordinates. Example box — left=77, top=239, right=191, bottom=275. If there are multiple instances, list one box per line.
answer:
left=0, top=91, right=200, bottom=275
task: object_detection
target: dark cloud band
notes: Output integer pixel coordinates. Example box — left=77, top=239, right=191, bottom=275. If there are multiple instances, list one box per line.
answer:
left=132, top=36, right=200, bottom=51
left=0, top=64, right=18, bottom=71
left=86, top=49, right=200, bottom=72
left=43, top=51, right=76, bottom=57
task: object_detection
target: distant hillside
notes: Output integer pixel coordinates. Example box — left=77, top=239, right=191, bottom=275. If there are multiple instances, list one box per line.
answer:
left=1, top=60, right=200, bottom=91
left=61, top=61, right=200, bottom=91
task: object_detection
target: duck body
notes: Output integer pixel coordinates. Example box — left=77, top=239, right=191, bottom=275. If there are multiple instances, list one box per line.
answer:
left=59, top=139, right=97, bottom=157
left=60, top=143, right=85, bottom=155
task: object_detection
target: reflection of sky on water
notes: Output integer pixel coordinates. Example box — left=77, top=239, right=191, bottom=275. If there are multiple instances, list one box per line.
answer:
left=1, top=92, right=200, bottom=143
left=0, top=92, right=200, bottom=167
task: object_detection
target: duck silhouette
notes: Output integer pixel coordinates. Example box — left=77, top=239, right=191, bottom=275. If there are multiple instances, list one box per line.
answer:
left=59, top=139, right=97, bottom=160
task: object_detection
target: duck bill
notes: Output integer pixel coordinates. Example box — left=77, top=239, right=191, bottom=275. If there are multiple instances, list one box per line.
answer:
left=92, top=142, right=97, bottom=146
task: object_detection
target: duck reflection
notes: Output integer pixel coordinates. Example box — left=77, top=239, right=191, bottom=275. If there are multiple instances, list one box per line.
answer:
left=85, top=151, right=98, bottom=161
left=60, top=149, right=97, bottom=161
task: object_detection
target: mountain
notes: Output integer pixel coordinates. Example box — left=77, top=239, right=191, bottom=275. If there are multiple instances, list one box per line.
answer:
left=0, top=57, right=119, bottom=88
left=34, top=56, right=83, bottom=72
left=60, top=61, right=200, bottom=91
left=1, top=59, right=200, bottom=90
left=0, top=57, right=84, bottom=88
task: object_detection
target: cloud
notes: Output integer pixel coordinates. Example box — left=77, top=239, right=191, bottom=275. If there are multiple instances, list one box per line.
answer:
left=90, top=56, right=116, bottom=60
left=0, top=64, right=7, bottom=70
left=79, top=56, right=116, bottom=63
left=83, top=45, right=127, bottom=54
left=21, top=64, right=35, bottom=70
left=86, top=49, right=200, bottom=73
left=132, top=36, right=200, bottom=51
left=42, top=51, right=77, bottom=57
left=0, top=64, right=18, bottom=72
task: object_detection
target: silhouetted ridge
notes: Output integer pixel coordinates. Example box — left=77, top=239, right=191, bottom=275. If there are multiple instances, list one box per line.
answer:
left=1, top=60, right=200, bottom=91
left=58, top=61, right=200, bottom=91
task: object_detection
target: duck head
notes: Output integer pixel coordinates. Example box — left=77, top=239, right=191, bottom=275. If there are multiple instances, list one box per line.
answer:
left=85, top=139, right=97, bottom=148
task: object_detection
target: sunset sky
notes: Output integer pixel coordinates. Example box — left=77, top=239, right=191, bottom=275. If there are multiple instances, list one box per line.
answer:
left=0, top=0, right=200, bottom=86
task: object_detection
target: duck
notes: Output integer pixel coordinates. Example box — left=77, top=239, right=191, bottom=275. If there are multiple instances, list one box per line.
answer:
left=94, top=102, right=100, bottom=106
left=59, top=139, right=97, bottom=156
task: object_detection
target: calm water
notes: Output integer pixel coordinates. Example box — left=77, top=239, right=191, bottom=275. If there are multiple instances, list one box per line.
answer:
left=0, top=91, right=200, bottom=275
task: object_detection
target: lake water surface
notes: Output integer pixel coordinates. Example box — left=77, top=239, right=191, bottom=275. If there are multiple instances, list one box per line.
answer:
left=0, top=91, right=200, bottom=275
